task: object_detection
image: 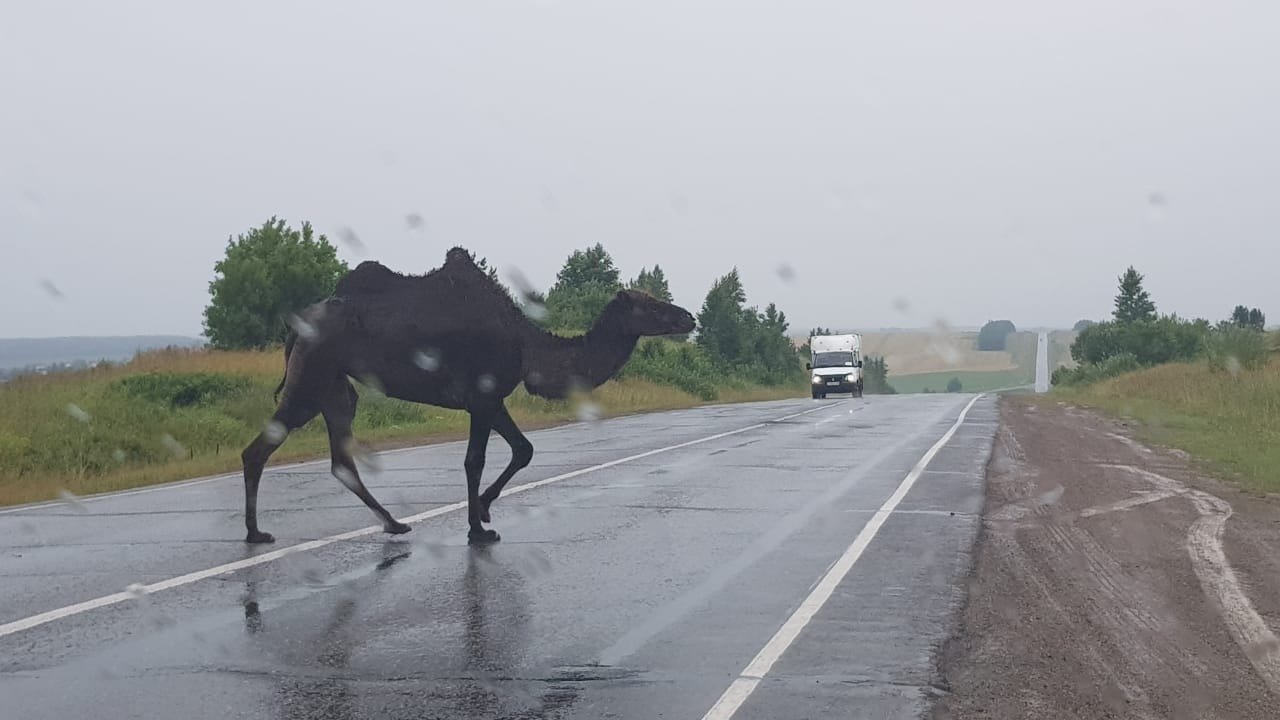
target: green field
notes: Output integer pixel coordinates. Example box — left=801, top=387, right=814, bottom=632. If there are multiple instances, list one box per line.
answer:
left=0, top=347, right=803, bottom=507
left=1059, top=356, right=1280, bottom=493
left=889, top=369, right=1031, bottom=394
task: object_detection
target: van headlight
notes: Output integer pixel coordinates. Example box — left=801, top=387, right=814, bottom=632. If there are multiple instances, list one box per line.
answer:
left=812, top=375, right=822, bottom=384
left=846, top=374, right=856, bottom=382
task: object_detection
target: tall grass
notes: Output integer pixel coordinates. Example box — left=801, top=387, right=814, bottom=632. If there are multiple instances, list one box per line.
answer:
left=0, top=345, right=802, bottom=506
left=1065, top=356, right=1280, bottom=492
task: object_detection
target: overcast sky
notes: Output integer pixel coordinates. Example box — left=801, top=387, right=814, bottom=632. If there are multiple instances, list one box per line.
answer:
left=2, top=1, right=1276, bottom=339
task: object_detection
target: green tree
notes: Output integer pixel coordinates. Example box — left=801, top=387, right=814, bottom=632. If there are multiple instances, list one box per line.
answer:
left=628, top=265, right=673, bottom=303
left=1229, top=305, right=1266, bottom=332
left=1072, top=319, right=1097, bottom=332
left=545, top=243, right=624, bottom=332
left=862, top=356, right=896, bottom=394
left=1114, top=266, right=1156, bottom=324
left=696, top=269, right=748, bottom=362
left=946, top=377, right=963, bottom=393
left=977, top=320, right=1016, bottom=351
left=202, top=217, right=348, bottom=349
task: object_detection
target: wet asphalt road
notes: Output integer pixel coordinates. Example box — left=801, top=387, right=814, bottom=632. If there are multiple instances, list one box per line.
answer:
left=0, top=393, right=996, bottom=720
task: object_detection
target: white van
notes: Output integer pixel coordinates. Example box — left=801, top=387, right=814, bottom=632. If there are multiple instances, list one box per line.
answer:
left=807, top=333, right=863, bottom=399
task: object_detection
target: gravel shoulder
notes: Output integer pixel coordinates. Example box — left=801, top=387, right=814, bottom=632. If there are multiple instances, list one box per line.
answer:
left=933, top=396, right=1280, bottom=719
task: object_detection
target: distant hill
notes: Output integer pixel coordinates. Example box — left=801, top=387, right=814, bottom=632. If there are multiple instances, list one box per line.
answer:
left=0, top=335, right=205, bottom=370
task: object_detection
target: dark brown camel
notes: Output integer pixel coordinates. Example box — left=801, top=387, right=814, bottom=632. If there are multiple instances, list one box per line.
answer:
left=240, top=247, right=696, bottom=545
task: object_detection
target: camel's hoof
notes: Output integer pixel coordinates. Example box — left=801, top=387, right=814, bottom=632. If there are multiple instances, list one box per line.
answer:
left=246, top=530, right=276, bottom=544
left=479, top=502, right=493, bottom=524
left=384, top=520, right=412, bottom=535
left=467, top=528, right=501, bottom=545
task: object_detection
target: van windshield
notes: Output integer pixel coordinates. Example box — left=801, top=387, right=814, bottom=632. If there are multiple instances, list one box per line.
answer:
left=812, top=352, right=855, bottom=368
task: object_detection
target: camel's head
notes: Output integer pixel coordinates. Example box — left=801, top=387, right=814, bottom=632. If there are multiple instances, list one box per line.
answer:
left=607, top=289, right=697, bottom=337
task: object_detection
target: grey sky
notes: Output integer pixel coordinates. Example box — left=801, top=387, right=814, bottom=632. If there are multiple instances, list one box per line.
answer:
left=2, top=1, right=1276, bottom=339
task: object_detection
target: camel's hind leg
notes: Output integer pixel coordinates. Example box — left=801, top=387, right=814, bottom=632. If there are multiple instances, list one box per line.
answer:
left=243, top=400, right=317, bottom=544
left=321, top=380, right=411, bottom=536
left=478, top=406, right=534, bottom=523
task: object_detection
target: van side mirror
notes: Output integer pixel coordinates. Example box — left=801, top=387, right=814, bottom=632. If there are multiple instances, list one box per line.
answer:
left=805, top=362, right=812, bottom=370
left=857, top=360, right=863, bottom=368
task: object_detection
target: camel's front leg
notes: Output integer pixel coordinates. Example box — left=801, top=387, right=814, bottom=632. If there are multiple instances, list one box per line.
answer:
left=478, top=406, right=534, bottom=523
left=465, top=406, right=501, bottom=545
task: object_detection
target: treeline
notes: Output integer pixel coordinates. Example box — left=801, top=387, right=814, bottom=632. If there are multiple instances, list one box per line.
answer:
left=1053, top=266, right=1272, bottom=386
left=200, top=219, right=809, bottom=400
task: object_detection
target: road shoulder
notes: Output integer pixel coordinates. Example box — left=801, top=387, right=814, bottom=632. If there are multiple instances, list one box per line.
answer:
left=933, top=395, right=1280, bottom=719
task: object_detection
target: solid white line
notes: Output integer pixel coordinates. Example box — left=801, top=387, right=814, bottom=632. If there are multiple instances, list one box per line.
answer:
left=0, top=401, right=838, bottom=640
left=699, top=394, right=985, bottom=720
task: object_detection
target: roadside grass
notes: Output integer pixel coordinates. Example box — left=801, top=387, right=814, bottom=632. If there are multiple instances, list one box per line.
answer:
left=0, top=348, right=804, bottom=507
left=1057, top=357, right=1280, bottom=494
left=890, top=369, right=1031, bottom=394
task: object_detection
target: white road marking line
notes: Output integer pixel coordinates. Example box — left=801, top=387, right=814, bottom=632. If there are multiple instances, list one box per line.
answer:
left=700, top=394, right=984, bottom=720
left=0, top=402, right=840, bottom=640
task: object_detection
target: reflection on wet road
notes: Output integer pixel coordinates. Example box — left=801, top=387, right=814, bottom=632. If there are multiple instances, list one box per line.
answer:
left=0, top=395, right=995, bottom=719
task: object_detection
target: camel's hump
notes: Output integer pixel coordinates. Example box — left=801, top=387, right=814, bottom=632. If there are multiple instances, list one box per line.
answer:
left=335, top=261, right=400, bottom=296
left=444, top=246, right=477, bottom=266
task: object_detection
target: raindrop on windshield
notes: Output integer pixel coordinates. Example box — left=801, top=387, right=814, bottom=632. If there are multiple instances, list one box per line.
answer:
left=66, top=403, right=91, bottom=423
left=775, top=263, right=796, bottom=283
left=575, top=399, right=602, bottom=422
left=413, top=348, right=442, bottom=372
left=405, top=212, right=426, bottom=230
left=334, top=465, right=361, bottom=492
left=125, top=583, right=149, bottom=599
left=112, top=449, right=127, bottom=463
left=263, top=420, right=287, bottom=443
left=57, top=489, right=89, bottom=514
left=336, top=226, right=366, bottom=253
left=285, top=313, right=319, bottom=341
left=892, top=297, right=911, bottom=314
left=39, top=279, right=65, bottom=300
left=160, top=434, right=187, bottom=459
left=477, top=374, right=498, bottom=393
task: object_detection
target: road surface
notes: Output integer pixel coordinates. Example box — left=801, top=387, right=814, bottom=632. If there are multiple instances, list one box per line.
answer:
left=0, top=394, right=996, bottom=720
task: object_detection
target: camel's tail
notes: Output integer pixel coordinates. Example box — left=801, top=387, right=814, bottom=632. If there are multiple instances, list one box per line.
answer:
left=273, top=331, right=297, bottom=403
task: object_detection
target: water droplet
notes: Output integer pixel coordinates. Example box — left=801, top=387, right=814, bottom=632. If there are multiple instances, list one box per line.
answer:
left=477, top=374, right=498, bottom=393
left=575, top=399, right=602, bottom=422
left=775, top=263, right=796, bottom=283
left=405, top=213, right=426, bottom=230
left=539, top=191, right=559, bottom=212
left=66, top=403, right=91, bottom=423
left=285, top=313, right=318, bottom=341
left=160, top=434, right=187, bottom=459
left=112, top=448, right=127, bottom=463
left=1146, top=192, right=1168, bottom=222
left=125, top=583, right=149, bottom=598
left=263, top=420, right=287, bottom=443
left=523, top=300, right=548, bottom=321
left=333, top=465, right=360, bottom=492
left=528, top=370, right=544, bottom=385
left=1226, top=356, right=1242, bottom=377
left=336, top=226, right=365, bottom=253
left=359, top=374, right=385, bottom=395
left=57, top=489, right=88, bottom=513
left=413, top=349, right=441, bottom=372
left=892, top=297, right=911, bottom=314
left=40, top=279, right=65, bottom=299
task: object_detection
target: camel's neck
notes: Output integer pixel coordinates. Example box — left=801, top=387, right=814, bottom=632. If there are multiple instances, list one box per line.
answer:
left=523, top=328, right=639, bottom=399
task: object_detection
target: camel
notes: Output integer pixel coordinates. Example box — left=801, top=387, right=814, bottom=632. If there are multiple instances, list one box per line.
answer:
left=240, top=246, right=697, bottom=546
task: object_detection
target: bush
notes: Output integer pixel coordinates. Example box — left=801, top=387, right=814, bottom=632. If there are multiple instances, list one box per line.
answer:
left=1204, top=326, right=1270, bottom=374
left=946, top=377, right=963, bottom=393
left=1071, top=317, right=1209, bottom=366
left=619, top=339, right=719, bottom=400
left=116, top=372, right=253, bottom=407
left=1052, top=353, right=1141, bottom=387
